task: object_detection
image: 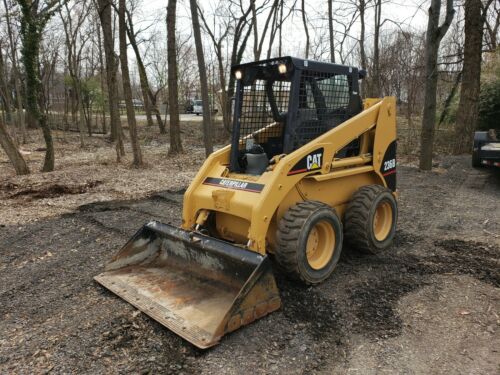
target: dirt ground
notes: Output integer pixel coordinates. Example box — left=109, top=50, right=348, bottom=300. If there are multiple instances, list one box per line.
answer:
left=0, top=127, right=499, bottom=374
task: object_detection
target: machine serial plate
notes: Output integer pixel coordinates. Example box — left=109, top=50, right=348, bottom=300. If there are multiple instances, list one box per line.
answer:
left=203, top=177, right=265, bottom=193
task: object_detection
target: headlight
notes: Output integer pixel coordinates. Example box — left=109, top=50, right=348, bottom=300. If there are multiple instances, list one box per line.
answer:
left=235, top=70, right=243, bottom=80
left=278, top=63, right=287, bottom=74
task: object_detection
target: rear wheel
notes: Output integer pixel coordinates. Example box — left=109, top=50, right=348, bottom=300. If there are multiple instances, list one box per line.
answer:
left=275, top=201, right=343, bottom=284
left=344, top=185, right=397, bottom=253
left=472, top=141, right=482, bottom=168
left=472, top=150, right=481, bottom=168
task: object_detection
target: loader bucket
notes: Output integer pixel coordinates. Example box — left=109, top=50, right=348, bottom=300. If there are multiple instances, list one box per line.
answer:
left=94, top=221, right=281, bottom=349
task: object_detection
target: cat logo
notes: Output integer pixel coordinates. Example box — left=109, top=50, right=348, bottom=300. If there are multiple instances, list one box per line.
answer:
left=288, top=148, right=324, bottom=175
left=307, top=153, right=322, bottom=170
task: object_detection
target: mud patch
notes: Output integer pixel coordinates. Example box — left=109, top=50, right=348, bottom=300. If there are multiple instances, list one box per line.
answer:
left=345, top=236, right=499, bottom=340
left=77, top=189, right=184, bottom=213
left=8, top=180, right=102, bottom=200
left=350, top=278, right=423, bottom=339
left=96, top=312, right=199, bottom=374
left=431, top=239, right=499, bottom=287
left=435, top=238, right=499, bottom=258
left=277, top=277, right=347, bottom=372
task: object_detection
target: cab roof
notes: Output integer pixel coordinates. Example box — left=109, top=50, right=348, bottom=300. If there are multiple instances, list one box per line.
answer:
left=231, top=56, right=366, bottom=79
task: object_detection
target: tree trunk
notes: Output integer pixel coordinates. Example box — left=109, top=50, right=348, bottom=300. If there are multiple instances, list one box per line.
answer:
left=97, top=0, right=125, bottom=159
left=147, top=89, right=166, bottom=133
left=328, top=0, right=335, bottom=63
left=251, top=0, right=259, bottom=60
left=0, top=120, right=29, bottom=175
left=39, top=114, right=55, bottom=172
left=0, top=45, right=13, bottom=125
left=419, top=0, right=455, bottom=170
left=3, top=0, right=26, bottom=143
left=77, top=91, right=86, bottom=146
left=278, top=0, right=283, bottom=56
left=96, top=22, right=107, bottom=134
left=359, top=0, right=367, bottom=97
left=438, top=71, right=462, bottom=127
left=119, top=0, right=143, bottom=167
left=301, top=0, right=310, bottom=59
left=125, top=10, right=155, bottom=129
left=17, top=0, right=55, bottom=172
left=167, top=0, right=183, bottom=155
left=373, top=0, right=382, bottom=97
left=454, top=0, right=484, bottom=153
left=189, top=0, right=213, bottom=156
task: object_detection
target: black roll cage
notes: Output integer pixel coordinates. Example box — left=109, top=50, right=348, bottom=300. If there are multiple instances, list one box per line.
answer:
left=229, top=56, right=364, bottom=172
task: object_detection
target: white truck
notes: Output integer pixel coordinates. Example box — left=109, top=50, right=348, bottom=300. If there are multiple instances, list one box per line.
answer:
left=193, top=99, right=203, bottom=115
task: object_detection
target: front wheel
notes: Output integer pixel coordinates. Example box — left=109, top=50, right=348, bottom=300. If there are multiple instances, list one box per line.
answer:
left=275, top=201, right=343, bottom=285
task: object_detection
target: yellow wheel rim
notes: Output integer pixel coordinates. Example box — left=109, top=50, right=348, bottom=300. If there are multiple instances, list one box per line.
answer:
left=306, top=220, right=335, bottom=270
left=373, top=201, right=393, bottom=241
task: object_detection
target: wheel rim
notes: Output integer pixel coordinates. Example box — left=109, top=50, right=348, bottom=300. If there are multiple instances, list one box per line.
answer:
left=373, top=201, right=393, bottom=241
left=306, top=220, right=335, bottom=270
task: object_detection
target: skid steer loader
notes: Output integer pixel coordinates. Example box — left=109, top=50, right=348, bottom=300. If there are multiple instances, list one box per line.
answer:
left=95, top=57, right=398, bottom=348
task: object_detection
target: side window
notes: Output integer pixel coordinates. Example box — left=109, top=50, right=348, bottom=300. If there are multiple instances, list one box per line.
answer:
left=272, top=80, right=290, bottom=113
left=305, top=82, right=316, bottom=109
left=318, top=75, right=350, bottom=110
left=298, top=77, right=317, bottom=110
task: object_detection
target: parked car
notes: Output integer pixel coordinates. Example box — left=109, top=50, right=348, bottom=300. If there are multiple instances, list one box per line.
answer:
left=472, top=129, right=500, bottom=168
left=193, top=100, right=203, bottom=115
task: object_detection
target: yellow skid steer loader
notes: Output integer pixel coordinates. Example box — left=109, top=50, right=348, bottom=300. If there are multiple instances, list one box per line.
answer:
left=95, top=57, right=398, bottom=349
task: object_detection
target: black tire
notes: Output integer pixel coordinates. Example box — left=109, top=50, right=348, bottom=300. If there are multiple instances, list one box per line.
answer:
left=472, top=131, right=487, bottom=168
left=344, top=185, right=397, bottom=254
left=472, top=149, right=482, bottom=168
left=275, top=201, right=343, bottom=285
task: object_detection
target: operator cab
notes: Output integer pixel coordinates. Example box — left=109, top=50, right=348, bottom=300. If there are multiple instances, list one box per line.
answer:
left=229, top=56, right=365, bottom=175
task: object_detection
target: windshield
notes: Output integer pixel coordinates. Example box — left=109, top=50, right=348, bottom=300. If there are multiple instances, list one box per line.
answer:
left=238, top=78, right=291, bottom=145
left=194, top=100, right=202, bottom=106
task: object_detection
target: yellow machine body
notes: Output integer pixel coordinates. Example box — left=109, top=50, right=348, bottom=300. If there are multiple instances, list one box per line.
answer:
left=182, top=97, right=396, bottom=254
left=95, top=56, right=397, bottom=349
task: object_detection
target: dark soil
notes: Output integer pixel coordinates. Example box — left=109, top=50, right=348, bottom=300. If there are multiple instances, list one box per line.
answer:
left=0, top=155, right=499, bottom=374
left=8, top=180, right=103, bottom=200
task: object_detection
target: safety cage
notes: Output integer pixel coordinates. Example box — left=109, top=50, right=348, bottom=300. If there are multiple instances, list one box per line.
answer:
left=229, top=56, right=365, bottom=173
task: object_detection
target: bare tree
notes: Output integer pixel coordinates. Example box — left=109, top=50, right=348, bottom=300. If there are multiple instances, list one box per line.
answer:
left=251, top=0, right=278, bottom=60
left=0, top=39, right=29, bottom=175
left=0, top=120, right=29, bottom=175
left=167, top=0, right=183, bottom=154
left=419, top=0, right=455, bottom=170
left=189, top=0, right=213, bottom=156
left=372, top=0, right=382, bottom=96
left=96, top=0, right=125, bottom=160
left=118, top=0, right=143, bottom=166
left=3, top=0, right=26, bottom=143
left=0, top=42, right=13, bottom=125
left=59, top=0, right=92, bottom=147
left=483, top=0, right=499, bottom=51
left=301, top=0, right=310, bottom=58
left=124, top=3, right=158, bottom=130
left=95, top=13, right=107, bottom=134
left=16, top=0, right=65, bottom=172
left=358, top=0, right=368, bottom=96
left=267, top=0, right=295, bottom=58
left=328, top=0, right=335, bottom=63
left=198, top=6, right=232, bottom=132
left=454, top=0, right=493, bottom=153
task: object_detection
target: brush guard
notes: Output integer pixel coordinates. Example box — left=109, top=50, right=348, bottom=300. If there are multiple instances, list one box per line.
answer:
left=94, top=221, right=281, bottom=349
